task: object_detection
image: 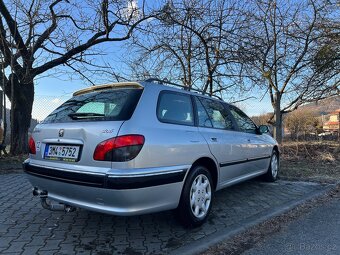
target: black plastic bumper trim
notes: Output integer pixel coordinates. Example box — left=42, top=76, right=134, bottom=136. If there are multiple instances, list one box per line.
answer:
left=106, top=171, right=186, bottom=189
left=219, top=155, right=271, bottom=168
left=23, top=163, right=186, bottom=189
left=23, top=162, right=105, bottom=187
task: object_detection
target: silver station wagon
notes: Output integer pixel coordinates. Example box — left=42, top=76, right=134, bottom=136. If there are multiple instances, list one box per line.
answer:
left=24, top=80, right=279, bottom=227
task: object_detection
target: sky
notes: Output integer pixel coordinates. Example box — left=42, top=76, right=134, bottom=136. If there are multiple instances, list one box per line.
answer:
left=2, top=0, right=274, bottom=121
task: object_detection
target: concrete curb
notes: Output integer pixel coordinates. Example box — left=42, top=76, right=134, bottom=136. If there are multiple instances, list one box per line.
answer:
left=171, top=183, right=336, bottom=255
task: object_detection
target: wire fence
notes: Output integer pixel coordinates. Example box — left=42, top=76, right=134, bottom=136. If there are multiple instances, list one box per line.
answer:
left=32, top=95, right=71, bottom=122
left=1, top=94, right=71, bottom=144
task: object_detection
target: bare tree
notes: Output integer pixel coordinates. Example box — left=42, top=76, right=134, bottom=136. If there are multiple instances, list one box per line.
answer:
left=251, top=113, right=273, bottom=126
left=0, top=0, right=158, bottom=154
left=285, top=109, right=320, bottom=140
left=238, top=0, right=339, bottom=143
left=126, top=0, right=250, bottom=100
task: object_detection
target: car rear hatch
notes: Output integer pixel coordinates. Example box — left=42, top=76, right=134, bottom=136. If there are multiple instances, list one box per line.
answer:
left=29, top=85, right=143, bottom=175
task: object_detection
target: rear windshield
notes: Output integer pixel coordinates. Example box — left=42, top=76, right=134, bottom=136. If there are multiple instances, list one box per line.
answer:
left=42, top=88, right=143, bottom=123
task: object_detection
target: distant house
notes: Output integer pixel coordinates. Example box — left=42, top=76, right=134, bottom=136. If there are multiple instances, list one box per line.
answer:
left=323, top=109, right=340, bottom=133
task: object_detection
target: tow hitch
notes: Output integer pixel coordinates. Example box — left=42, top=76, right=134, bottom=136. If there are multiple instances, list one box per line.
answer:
left=32, top=187, right=76, bottom=212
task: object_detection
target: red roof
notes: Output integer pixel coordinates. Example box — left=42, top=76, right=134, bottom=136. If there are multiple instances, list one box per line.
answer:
left=324, top=121, right=340, bottom=125
left=330, top=109, right=340, bottom=115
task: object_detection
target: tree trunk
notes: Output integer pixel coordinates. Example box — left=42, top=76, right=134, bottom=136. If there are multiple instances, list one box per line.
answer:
left=273, top=93, right=283, bottom=144
left=8, top=76, right=34, bottom=155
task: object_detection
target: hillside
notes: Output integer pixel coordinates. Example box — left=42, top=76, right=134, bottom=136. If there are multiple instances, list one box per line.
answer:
left=299, top=95, right=340, bottom=115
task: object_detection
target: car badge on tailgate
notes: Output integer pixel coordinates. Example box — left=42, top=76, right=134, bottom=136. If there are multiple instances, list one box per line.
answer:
left=58, top=129, right=64, bottom=137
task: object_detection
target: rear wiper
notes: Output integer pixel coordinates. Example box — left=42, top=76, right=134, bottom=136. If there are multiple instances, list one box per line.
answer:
left=68, top=112, right=105, bottom=119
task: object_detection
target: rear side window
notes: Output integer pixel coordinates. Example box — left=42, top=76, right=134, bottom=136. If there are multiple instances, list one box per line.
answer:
left=42, top=88, right=143, bottom=123
left=197, top=97, right=234, bottom=130
left=157, top=91, right=194, bottom=126
left=194, top=97, right=213, bottom=128
left=229, top=105, right=257, bottom=133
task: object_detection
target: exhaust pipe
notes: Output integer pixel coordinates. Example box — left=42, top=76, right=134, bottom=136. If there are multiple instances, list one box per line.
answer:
left=32, top=188, right=47, bottom=197
left=32, top=187, right=76, bottom=212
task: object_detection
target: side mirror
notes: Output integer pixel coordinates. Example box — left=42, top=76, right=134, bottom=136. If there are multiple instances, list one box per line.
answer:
left=258, top=125, right=269, bottom=134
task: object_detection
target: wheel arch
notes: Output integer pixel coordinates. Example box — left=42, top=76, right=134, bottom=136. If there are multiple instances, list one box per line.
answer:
left=273, top=145, right=280, bottom=160
left=189, top=157, right=219, bottom=191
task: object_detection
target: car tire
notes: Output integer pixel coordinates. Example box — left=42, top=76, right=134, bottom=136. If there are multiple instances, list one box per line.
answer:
left=264, top=150, right=279, bottom=182
left=176, top=165, right=213, bottom=228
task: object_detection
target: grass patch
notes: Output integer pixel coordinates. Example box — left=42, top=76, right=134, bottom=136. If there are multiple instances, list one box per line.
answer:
left=0, top=154, right=27, bottom=172
left=280, top=141, right=340, bottom=181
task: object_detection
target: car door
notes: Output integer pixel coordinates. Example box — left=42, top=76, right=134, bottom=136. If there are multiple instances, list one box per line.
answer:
left=228, top=105, right=272, bottom=174
left=194, top=96, right=248, bottom=187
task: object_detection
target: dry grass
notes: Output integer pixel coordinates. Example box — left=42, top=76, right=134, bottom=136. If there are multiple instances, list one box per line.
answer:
left=0, top=154, right=27, bottom=172
left=280, top=141, right=340, bottom=181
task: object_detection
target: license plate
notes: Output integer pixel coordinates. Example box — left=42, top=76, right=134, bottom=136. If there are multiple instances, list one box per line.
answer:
left=44, top=145, right=80, bottom=162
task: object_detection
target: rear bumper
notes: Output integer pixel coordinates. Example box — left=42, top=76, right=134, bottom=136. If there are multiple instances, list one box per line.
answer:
left=23, top=162, right=187, bottom=189
left=23, top=161, right=189, bottom=216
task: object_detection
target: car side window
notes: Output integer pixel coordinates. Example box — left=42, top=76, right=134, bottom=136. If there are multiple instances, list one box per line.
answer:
left=194, top=97, right=213, bottom=128
left=229, top=105, right=257, bottom=133
left=197, top=97, right=233, bottom=130
left=157, top=91, right=194, bottom=126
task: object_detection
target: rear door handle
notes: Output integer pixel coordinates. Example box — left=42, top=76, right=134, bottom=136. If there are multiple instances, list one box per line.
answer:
left=211, top=137, right=217, bottom=142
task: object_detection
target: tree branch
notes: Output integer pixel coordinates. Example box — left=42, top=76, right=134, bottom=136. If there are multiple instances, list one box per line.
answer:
left=280, top=1, right=317, bottom=93
left=0, top=18, right=22, bottom=75
left=0, top=0, right=29, bottom=66
left=32, top=0, right=64, bottom=54
left=33, top=13, right=154, bottom=77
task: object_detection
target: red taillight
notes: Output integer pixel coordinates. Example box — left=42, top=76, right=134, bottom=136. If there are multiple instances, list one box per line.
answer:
left=29, top=136, right=36, bottom=154
left=93, top=135, right=145, bottom=161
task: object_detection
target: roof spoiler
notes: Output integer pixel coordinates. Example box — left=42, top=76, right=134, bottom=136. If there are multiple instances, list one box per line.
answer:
left=73, top=82, right=143, bottom=96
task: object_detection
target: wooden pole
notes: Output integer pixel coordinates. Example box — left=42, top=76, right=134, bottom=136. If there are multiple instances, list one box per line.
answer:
left=338, top=111, right=340, bottom=143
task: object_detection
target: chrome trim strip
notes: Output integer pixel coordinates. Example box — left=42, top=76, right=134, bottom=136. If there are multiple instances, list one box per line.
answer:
left=219, top=155, right=271, bottom=168
left=247, top=155, right=271, bottom=161
left=42, top=139, right=84, bottom=145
